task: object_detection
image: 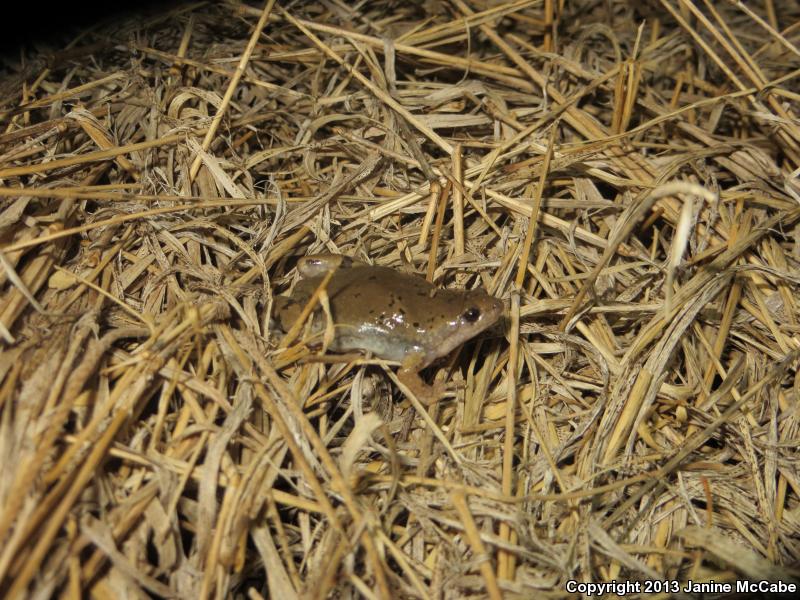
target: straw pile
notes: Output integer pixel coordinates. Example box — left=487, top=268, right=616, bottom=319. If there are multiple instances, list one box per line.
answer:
left=1, top=0, right=800, bottom=597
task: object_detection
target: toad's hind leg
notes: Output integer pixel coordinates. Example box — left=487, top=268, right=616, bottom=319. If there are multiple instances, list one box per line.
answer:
left=297, top=254, right=365, bottom=278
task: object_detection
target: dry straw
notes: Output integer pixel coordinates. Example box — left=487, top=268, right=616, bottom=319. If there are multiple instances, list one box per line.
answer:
left=1, top=0, right=800, bottom=598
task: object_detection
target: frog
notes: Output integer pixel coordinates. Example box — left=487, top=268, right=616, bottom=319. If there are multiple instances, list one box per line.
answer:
left=273, top=254, right=504, bottom=404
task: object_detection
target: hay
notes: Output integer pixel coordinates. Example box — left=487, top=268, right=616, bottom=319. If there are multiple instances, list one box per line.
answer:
left=1, top=0, right=800, bottom=597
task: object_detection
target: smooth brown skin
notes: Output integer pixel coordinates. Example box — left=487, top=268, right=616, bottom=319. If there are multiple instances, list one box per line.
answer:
left=274, top=254, right=504, bottom=402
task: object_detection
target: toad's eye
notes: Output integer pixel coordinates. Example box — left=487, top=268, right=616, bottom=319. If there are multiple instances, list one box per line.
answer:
left=463, top=307, right=481, bottom=322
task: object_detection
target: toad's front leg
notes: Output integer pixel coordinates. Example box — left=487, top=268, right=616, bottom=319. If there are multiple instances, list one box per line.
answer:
left=396, top=353, right=446, bottom=406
